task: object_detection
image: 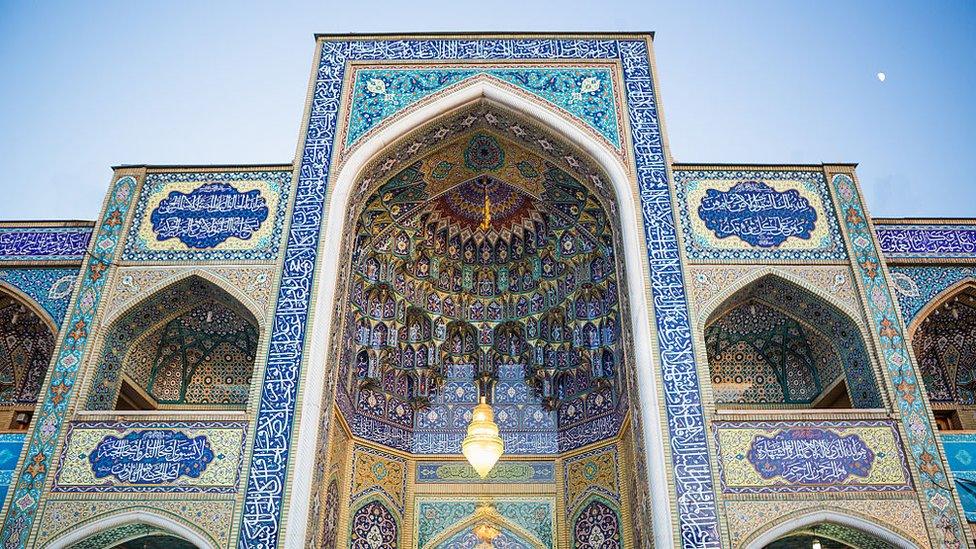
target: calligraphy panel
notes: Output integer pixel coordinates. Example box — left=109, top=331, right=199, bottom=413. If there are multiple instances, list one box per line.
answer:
left=713, top=420, right=912, bottom=494
left=0, top=226, right=91, bottom=262
left=52, top=420, right=246, bottom=493
left=415, top=460, right=555, bottom=483
left=876, top=223, right=976, bottom=260
left=122, top=169, right=291, bottom=262
left=673, top=169, right=846, bottom=261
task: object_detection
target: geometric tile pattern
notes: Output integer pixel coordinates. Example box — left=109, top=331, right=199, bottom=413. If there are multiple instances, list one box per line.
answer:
left=564, top=445, right=620, bottom=512
left=832, top=172, right=966, bottom=546
left=339, top=131, right=622, bottom=455
left=414, top=497, right=555, bottom=549
left=85, top=276, right=258, bottom=410
left=239, top=37, right=720, bottom=548
left=0, top=268, right=79, bottom=324
left=723, top=498, right=928, bottom=548
left=35, top=498, right=235, bottom=549
left=703, top=274, right=882, bottom=409
left=889, top=265, right=976, bottom=325
left=0, top=434, right=25, bottom=510
left=0, top=293, right=55, bottom=406
left=349, top=498, right=398, bottom=549
left=349, top=445, right=406, bottom=513
left=0, top=175, right=138, bottom=548
left=910, top=288, right=976, bottom=403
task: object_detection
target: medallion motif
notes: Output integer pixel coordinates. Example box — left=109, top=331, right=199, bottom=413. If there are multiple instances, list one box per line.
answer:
left=150, top=182, right=269, bottom=249
left=697, top=181, right=817, bottom=248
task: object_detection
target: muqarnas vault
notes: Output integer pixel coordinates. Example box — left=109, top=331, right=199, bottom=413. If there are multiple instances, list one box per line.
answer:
left=0, top=32, right=974, bottom=549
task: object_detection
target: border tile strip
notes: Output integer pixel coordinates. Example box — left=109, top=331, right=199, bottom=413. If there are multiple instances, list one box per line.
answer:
left=832, top=173, right=967, bottom=546
left=0, top=227, right=92, bottom=262
left=239, top=37, right=720, bottom=548
left=0, top=176, right=138, bottom=548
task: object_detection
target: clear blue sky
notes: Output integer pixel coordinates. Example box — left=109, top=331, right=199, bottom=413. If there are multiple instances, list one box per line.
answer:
left=1, top=1, right=973, bottom=220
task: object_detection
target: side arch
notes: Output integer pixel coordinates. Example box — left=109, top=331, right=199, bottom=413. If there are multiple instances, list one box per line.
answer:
left=696, top=268, right=885, bottom=409
left=907, top=277, right=976, bottom=339
left=695, top=266, right=864, bottom=331
left=83, top=273, right=262, bottom=410
left=41, top=508, right=217, bottom=549
left=742, top=508, right=920, bottom=549
left=288, top=77, right=673, bottom=547
left=0, top=280, right=58, bottom=332
left=100, top=267, right=266, bottom=331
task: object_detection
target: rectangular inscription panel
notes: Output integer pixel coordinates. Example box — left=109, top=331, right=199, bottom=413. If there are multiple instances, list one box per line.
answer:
left=53, top=420, right=246, bottom=494
left=713, top=419, right=913, bottom=494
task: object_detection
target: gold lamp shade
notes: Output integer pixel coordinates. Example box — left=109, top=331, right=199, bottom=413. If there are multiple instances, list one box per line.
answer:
left=462, top=397, right=504, bottom=478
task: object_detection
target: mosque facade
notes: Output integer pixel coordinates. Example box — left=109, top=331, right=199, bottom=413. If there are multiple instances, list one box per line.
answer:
left=0, top=32, right=974, bottom=548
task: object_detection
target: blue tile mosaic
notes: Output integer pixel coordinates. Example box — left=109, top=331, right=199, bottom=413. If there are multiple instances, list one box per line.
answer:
left=877, top=224, right=976, bottom=259
left=674, top=169, right=846, bottom=261
left=0, top=268, right=79, bottom=324
left=239, top=36, right=720, bottom=548
left=0, top=227, right=91, bottom=262
left=347, top=67, right=621, bottom=148
left=0, top=434, right=25, bottom=514
left=122, top=170, right=292, bottom=262
left=889, top=266, right=976, bottom=325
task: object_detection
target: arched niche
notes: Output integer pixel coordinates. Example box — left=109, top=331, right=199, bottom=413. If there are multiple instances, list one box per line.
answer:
left=909, top=280, right=976, bottom=429
left=85, top=275, right=260, bottom=411
left=328, top=119, right=630, bottom=453
left=0, top=285, right=56, bottom=430
left=702, top=274, right=882, bottom=410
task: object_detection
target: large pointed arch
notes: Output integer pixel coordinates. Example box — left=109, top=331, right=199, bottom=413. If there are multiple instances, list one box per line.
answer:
left=742, top=508, right=919, bottom=549
left=41, top=508, right=216, bottom=549
left=287, top=77, right=672, bottom=547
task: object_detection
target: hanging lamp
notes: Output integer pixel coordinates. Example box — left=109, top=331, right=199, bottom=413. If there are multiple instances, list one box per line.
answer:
left=462, top=396, right=504, bottom=477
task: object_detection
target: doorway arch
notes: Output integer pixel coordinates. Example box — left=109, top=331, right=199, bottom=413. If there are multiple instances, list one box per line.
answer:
left=744, top=509, right=918, bottom=549
left=42, top=509, right=215, bottom=549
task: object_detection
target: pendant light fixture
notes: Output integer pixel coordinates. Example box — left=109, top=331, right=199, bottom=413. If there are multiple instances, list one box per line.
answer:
left=462, top=396, right=504, bottom=478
